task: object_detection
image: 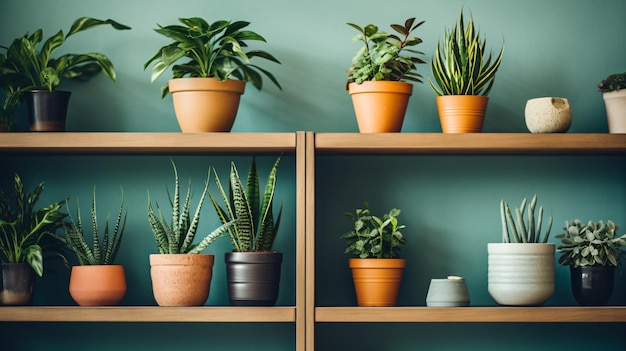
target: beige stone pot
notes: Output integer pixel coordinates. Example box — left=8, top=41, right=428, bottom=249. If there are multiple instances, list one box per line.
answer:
left=525, top=97, right=572, bottom=133
left=168, top=78, right=245, bottom=132
left=149, top=254, right=215, bottom=306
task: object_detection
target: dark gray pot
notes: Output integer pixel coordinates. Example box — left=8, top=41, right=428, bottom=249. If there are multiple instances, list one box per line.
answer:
left=25, top=90, right=71, bottom=131
left=0, top=263, right=36, bottom=305
left=225, top=252, right=282, bottom=306
left=570, top=265, right=615, bottom=306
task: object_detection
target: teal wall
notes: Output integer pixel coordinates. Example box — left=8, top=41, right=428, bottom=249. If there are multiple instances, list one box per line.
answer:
left=1, top=0, right=625, bottom=350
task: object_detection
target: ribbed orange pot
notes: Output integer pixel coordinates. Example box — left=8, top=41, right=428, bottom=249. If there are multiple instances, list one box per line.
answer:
left=436, top=95, right=489, bottom=133
left=149, top=254, right=214, bottom=306
left=348, top=81, right=413, bottom=133
left=168, top=78, right=245, bottom=132
left=349, top=258, right=406, bottom=306
left=69, top=265, right=126, bottom=306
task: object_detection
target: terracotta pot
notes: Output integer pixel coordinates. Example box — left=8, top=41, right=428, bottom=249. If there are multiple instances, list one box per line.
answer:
left=602, top=90, right=626, bottom=133
left=225, top=252, right=282, bottom=306
left=487, top=243, right=555, bottom=306
left=69, top=265, right=126, bottom=306
left=149, top=254, right=214, bottom=306
left=348, top=81, right=413, bottom=133
left=569, top=265, right=615, bottom=306
left=0, top=263, right=36, bottom=305
left=436, top=95, right=489, bottom=133
left=24, top=90, right=71, bottom=132
left=349, top=258, right=406, bottom=306
left=169, top=78, right=245, bottom=132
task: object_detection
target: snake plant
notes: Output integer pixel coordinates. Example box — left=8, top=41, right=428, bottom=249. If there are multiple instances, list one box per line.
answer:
left=64, top=188, right=127, bottom=265
left=500, top=194, right=553, bottom=244
left=147, top=161, right=235, bottom=254
left=209, top=156, right=282, bottom=252
left=430, top=9, right=504, bottom=96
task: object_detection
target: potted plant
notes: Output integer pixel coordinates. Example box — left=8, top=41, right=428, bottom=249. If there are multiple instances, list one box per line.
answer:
left=144, top=17, right=282, bottom=132
left=340, top=200, right=407, bottom=306
left=64, top=188, right=128, bottom=306
left=346, top=17, right=426, bottom=133
left=430, top=8, right=504, bottom=133
left=209, top=156, right=283, bottom=306
left=556, top=219, right=626, bottom=305
left=487, top=194, right=554, bottom=306
left=0, top=173, right=68, bottom=305
left=0, top=17, right=130, bottom=131
left=147, top=161, right=235, bottom=306
left=597, top=71, right=626, bottom=133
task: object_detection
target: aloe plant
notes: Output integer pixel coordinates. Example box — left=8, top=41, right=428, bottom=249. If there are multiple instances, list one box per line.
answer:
left=500, top=194, right=553, bottom=244
left=556, top=219, right=626, bottom=267
left=209, top=156, right=282, bottom=252
left=0, top=17, right=131, bottom=92
left=341, top=200, right=406, bottom=259
left=0, top=173, right=68, bottom=276
left=64, top=188, right=127, bottom=265
left=347, top=17, right=426, bottom=84
left=147, top=161, right=235, bottom=254
left=430, top=9, right=504, bottom=96
left=144, top=17, right=281, bottom=98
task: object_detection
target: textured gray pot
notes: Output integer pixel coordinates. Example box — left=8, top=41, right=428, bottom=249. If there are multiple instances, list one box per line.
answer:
left=225, top=252, right=282, bottom=306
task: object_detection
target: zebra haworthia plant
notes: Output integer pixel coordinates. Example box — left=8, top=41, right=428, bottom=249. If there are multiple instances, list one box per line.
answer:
left=147, top=161, right=235, bottom=254
left=500, top=194, right=553, bottom=244
left=64, top=188, right=127, bottom=265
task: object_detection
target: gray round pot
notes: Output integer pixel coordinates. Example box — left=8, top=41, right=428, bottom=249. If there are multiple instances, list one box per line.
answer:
left=225, top=252, right=282, bottom=306
left=25, top=90, right=71, bottom=132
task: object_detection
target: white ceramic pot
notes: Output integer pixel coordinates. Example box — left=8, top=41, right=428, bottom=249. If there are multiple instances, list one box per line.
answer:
left=487, top=243, right=555, bottom=306
left=602, top=90, right=626, bottom=133
left=525, top=97, right=571, bottom=133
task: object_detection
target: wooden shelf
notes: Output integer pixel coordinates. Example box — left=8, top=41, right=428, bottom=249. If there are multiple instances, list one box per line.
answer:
left=315, top=306, right=626, bottom=323
left=0, top=306, right=296, bottom=322
left=0, top=132, right=296, bottom=154
left=315, top=133, right=626, bottom=154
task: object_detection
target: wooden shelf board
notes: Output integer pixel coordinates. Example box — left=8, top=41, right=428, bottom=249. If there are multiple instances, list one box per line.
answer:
left=315, top=306, right=626, bottom=323
left=0, top=306, right=297, bottom=322
left=315, top=133, right=626, bottom=154
left=0, top=132, right=297, bottom=154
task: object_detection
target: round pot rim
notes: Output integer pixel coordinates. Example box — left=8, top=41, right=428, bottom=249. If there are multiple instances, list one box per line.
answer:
left=168, top=77, right=245, bottom=94
left=349, top=257, right=406, bottom=269
left=225, top=251, right=283, bottom=264
left=348, top=81, right=413, bottom=95
left=488, top=242, right=555, bottom=254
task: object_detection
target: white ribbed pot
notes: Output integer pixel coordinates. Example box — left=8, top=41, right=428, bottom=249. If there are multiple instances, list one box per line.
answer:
left=602, top=90, right=626, bottom=133
left=487, top=243, right=555, bottom=306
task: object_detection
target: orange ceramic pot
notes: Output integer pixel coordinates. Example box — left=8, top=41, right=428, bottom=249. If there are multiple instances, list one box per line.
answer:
left=69, top=265, right=126, bottom=306
left=349, top=258, right=406, bottom=306
left=436, top=95, right=489, bottom=133
left=169, top=78, right=245, bottom=132
left=348, top=81, right=413, bottom=133
left=149, top=254, right=214, bottom=306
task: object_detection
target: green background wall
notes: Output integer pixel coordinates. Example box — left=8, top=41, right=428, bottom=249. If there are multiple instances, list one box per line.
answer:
left=1, top=0, right=625, bottom=350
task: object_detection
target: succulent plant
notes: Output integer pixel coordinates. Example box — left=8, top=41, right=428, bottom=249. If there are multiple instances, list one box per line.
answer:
left=64, top=188, right=127, bottom=265
left=147, top=161, right=235, bottom=254
left=556, top=219, right=626, bottom=267
left=347, top=17, right=426, bottom=84
left=597, top=71, right=626, bottom=93
left=500, top=194, right=553, bottom=243
left=341, top=200, right=406, bottom=259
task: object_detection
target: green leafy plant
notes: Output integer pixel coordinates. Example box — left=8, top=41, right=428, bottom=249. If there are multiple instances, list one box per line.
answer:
left=148, top=161, right=235, bottom=254
left=209, top=156, right=282, bottom=252
left=0, top=17, right=131, bottom=92
left=430, top=9, right=504, bottom=96
left=556, top=219, right=626, bottom=267
left=341, top=200, right=406, bottom=259
left=64, top=188, right=127, bottom=265
left=500, top=194, right=553, bottom=243
left=0, top=173, right=68, bottom=276
left=347, top=17, right=426, bottom=84
left=144, top=17, right=282, bottom=98
left=597, top=72, right=626, bottom=93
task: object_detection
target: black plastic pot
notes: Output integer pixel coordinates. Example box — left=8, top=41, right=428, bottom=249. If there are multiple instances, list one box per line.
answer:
left=570, top=265, right=615, bottom=306
left=225, top=252, right=282, bottom=306
left=25, top=90, right=71, bottom=131
left=0, top=263, right=36, bottom=305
